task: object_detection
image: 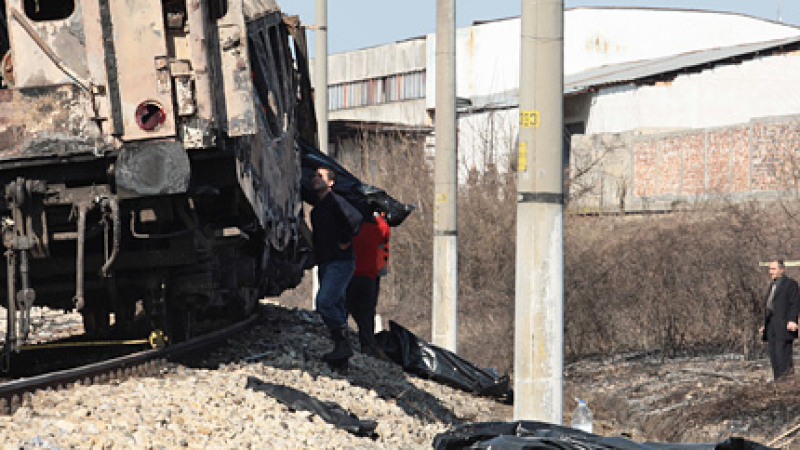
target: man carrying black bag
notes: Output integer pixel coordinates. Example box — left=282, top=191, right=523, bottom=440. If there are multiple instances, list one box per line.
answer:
left=309, top=166, right=362, bottom=366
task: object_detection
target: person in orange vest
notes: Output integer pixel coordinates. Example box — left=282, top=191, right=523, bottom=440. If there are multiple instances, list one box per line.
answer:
left=346, top=211, right=390, bottom=360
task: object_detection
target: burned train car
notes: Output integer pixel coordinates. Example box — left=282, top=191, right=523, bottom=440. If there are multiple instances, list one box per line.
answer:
left=0, top=0, right=316, bottom=362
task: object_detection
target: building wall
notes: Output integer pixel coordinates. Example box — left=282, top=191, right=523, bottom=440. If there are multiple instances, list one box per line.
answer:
left=318, top=38, right=430, bottom=126
left=425, top=8, right=800, bottom=107
left=330, top=99, right=427, bottom=125
left=582, top=51, right=800, bottom=134
left=570, top=114, right=800, bottom=213
left=325, top=38, right=427, bottom=83
left=312, top=8, right=800, bottom=202
left=564, top=8, right=799, bottom=75
left=423, top=49, right=800, bottom=189
left=316, top=8, right=800, bottom=129
left=425, top=18, right=522, bottom=111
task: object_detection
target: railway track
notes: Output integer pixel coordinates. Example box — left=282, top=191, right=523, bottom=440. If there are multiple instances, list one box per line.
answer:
left=0, top=308, right=262, bottom=414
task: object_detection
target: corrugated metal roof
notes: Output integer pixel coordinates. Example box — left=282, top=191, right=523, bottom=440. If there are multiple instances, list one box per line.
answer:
left=565, top=35, right=800, bottom=95
left=472, top=7, right=800, bottom=30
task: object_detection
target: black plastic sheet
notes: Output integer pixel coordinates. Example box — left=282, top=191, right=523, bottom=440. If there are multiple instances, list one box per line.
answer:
left=246, top=376, right=378, bottom=438
left=299, top=141, right=415, bottom=226
left=433, top=421, right=775, bottom=450
left=375, top=321, right=513, bottom=402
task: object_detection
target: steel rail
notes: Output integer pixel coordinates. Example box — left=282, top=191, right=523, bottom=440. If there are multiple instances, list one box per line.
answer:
left=0, top=308, right=262, bottom=413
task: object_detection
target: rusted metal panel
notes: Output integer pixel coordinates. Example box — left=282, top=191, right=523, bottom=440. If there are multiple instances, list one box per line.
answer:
left=217, top=0, right=257, bottom=136
left=5, top=1, right=90, bottom=88
left=183, top=0, right=216, bottom=148
left=106, top=0, right=175, bottom=141
left=0, top=84, right=103, bottom=161
left=285, top=15, right=318, bottom=146
left=234, top=14, right=306, bottom=248
left=171, top=61, right=196, bottom=117
left=243, top=0, right=280, bottom=21
left=80, top=0, right=112, bottom=142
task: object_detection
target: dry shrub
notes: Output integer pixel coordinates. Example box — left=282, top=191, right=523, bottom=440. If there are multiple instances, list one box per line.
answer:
left=456, top=167, right=516, bottom=373
left=565, top=200, right=800, bottom=360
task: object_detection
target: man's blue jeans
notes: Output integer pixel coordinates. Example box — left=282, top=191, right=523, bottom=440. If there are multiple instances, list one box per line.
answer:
left=316, top=260, right=355, bottom=330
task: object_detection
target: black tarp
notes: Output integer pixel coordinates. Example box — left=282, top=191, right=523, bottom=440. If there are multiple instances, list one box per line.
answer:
left=375, top=320, right=513, bottom=402
left=433, top=421, right=775, bottom=450
left=246, top=376, right=378, bottom=438
left=299, top=141, right=415, bottom=227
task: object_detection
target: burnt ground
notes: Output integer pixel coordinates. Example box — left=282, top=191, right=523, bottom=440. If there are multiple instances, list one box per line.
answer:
left=563, top=353, right=800, bottom=448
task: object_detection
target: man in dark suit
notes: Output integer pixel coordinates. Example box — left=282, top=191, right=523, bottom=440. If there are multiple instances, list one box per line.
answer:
left=759, top=259, right=800, bottom=380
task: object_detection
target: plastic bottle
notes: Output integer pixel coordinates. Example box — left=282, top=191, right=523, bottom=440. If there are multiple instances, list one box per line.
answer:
left=571, top=398, right=593, bottom=433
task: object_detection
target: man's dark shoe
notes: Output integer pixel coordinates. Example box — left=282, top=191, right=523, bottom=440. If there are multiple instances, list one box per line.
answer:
left=322, top=326, right=353, bottom=362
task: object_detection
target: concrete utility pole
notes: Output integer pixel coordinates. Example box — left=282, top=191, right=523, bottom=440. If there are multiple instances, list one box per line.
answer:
left=314, top=0, right=329, bottom=154
left=514, top=0, right=565, bottom=423
left=432, top=0, right=458, bottom=351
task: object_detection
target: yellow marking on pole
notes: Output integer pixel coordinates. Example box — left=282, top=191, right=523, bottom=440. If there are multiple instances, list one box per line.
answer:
left=520, top=110, right=540, bottom=128
left=435, top=193, right=447, bottom=203
left=518, top=141, right=528, bottom=172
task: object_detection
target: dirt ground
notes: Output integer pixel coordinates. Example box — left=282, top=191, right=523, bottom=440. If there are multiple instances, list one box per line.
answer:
left=278, top=287, right=798, bottom=448
left=563, top=353, right=800, bottom=448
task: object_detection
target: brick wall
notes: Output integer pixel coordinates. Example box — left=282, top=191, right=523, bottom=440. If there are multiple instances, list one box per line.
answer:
left=570, top=115, right=800, bottom=212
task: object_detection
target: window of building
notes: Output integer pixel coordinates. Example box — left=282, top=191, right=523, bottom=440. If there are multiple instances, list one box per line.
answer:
left=328, top=70, right=426, bottom=111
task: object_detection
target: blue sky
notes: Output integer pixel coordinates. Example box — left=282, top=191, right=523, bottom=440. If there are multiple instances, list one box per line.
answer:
left=282, top=1, right=799, bottom=54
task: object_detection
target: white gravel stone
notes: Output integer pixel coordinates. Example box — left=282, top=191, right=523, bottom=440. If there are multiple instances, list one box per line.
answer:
left=0, top=302, right=512, bottom=448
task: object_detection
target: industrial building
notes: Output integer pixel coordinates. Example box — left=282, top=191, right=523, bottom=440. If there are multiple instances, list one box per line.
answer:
left=314, top=7, right=800, bottom=212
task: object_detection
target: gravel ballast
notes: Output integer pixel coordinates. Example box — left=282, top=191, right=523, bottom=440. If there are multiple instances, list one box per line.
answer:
left=0, top=301, right=512, bottom=448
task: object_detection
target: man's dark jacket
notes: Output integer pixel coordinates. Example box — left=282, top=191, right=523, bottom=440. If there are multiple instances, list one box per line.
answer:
left=763, top=275, right=800, bottom=342
left=310, top=192, right=362, bottom=264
